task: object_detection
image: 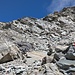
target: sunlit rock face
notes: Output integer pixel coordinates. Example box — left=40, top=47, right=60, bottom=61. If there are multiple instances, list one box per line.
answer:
left=0, top=6, right=75, bottom=75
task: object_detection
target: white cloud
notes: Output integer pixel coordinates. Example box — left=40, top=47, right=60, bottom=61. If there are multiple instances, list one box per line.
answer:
left=47, top=0, right=75, bottom=13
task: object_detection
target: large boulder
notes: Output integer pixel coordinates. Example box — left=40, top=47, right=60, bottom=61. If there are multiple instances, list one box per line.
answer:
left=41, top=53, right=54, bottom=65
left=0, top=42, right=23, bottom=64
left=16, top=41, right=33, bottom=53
left=57, top=59, right=75, bottom=70
left=55, top=45, right=69, bottom=52
left=65, top=53, right=75, bottom=60
left=65, top=45, right=75, bottom=60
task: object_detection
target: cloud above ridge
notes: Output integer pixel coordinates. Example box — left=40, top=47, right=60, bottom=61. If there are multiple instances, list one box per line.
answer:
left=47, top=0, right=75, bottom=13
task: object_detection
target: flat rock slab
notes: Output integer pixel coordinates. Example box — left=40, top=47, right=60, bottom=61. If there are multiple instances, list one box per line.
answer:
left=57, top=59, right=75, bottom=70
left=27, top=51, right=47, bottom=64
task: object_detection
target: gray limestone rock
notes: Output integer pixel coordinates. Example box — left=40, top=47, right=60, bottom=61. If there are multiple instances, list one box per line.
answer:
left=57, top=59, right=75, bottom=70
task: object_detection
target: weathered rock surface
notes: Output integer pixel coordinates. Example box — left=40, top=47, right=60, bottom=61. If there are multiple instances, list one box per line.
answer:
left=0, top=6, right=75, bottom=75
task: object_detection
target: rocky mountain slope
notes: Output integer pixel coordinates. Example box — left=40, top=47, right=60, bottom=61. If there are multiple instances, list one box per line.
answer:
left=0, top=6, right=75, bottom=75
left=1, top=7, right=75, bottom=51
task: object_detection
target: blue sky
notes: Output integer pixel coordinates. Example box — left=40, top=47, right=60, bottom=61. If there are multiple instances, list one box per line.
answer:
left=0, top=0, right=75, bottom=22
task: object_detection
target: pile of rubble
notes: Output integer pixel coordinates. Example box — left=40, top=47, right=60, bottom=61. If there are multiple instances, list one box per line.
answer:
left=0, top=43, right=75, bottom=75
left=56, top=44, right=75, bottom=75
